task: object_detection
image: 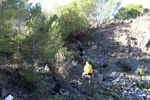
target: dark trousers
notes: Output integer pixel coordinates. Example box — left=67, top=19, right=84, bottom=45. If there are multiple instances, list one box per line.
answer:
left=79, top=48, right=83, bottom=56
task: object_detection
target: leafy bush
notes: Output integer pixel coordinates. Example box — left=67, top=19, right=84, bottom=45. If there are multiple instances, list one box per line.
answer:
left=102, top=63, right=108, bottom=68
left=21, top=70, right=40, bottom=92
left=103, top=90, right=121, bottom=100
left=0, top=55, right=9, bottom=65
left=24, top=4, right=67, bottom=64
left=83, top=80, right=100, bottom=97
left=135, top=65, right=147, bottom=76
left=92, top=94, right=105, bottom=100
left=4, top=67, right=13, bottom=75
left=33, top=80, right=49, bottom=97
left=113, top=95, right=122, bottom=100
left=18, top=64, right=40, bottom=93
left=136, top=81, right=150, bottom=89
left=55, top=0, right=91, bottom=40
left=116, top=4, right=150, bottom=19
left=103, top=91, right=112, bottom=96
left=45, top=94, right=65, bottom=100
left=121, top=63, right=132, bottom=72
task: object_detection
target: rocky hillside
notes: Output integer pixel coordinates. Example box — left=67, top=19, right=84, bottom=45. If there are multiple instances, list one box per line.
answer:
left=87, top=16, right=150, bottom=73
left=66, top=16, right=150, bottom=100
left=1, top=16, right=150, bottom=100
left=89, top=16, right=150, bottom=99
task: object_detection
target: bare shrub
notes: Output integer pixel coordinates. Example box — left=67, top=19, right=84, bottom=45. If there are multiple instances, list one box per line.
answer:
left=51, top=50, right=72, bottom=80
left=135, top=65, right=147, bottom=76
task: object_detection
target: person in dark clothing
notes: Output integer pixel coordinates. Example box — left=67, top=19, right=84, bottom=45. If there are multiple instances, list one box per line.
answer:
left=77, top=41, right=84, bottom=56
left=55, top=83, right=61, bottom=93
left=0, top=80, right=4, bottom=97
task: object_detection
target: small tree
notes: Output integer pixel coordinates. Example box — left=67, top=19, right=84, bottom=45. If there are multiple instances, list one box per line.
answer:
left=54, top=0, right=92, bottom=40
left=24, top=3, right=66, bottom=64
left=0, top=0, right=30, bottom=64
left=116, top=4, right=150, bottom=19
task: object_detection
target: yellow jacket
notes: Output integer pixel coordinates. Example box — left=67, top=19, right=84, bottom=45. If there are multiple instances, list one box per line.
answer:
left=84, top=64, right=92, bottom=73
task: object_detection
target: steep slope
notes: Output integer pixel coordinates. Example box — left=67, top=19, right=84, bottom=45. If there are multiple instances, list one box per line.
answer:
left=81, top=16, right=150, bottom=100
left=86, top=16, right=150, bottom=73
left=67, top=16, right=150, bottom=100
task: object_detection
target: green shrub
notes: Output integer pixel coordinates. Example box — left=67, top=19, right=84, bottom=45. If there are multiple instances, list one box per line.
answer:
left=103, top=89, right=121, bottom=100
left=92, top=94, right=105, bottom=100
left=135, top=65, right=147, bottom=76
left=21, top=71, right=39, bottom=83
left=102, top=63, right=108, bottom=68
left=33, top=80, right=49, bottom=97
left=45, top=94, right=65, bottom=100
left=21, top=70, right=40, bottom=92
left=4, top=67, right=13, bottom=75
left=84, top=80, right=100, bottom=97
left=101, top=85, right=121, bottom=100
left=19, top=64, right=40, bottom=93
left=103, top=91, right=112, bottom=96
left=55, top=0, right=91, bottom=40
left=113, top=95, right=122, bottom=100
left=136, top=81, right=150, bottom=89
left=0, top=55, right=9, bottom=65
left=117, top=4, right=147, bottom=19
left=121, top=63, right=132, bottom=72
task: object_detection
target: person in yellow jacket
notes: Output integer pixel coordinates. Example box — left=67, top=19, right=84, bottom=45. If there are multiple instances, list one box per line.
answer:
left=82, top=61, right=93, bottom=79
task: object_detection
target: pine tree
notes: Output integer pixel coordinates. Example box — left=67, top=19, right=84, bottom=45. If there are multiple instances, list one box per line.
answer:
left=24, top=3, right=66, bottom=64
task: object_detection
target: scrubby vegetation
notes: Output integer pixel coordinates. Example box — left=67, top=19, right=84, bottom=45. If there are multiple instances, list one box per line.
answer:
left=135, top=65, right=147, bottom=76
left=136, top=81, right=150, bottom=89
left=114, top=4, right=150, bottom=19
left=102, top=63, right=109, bottom=68
left=92, top=94, right=105, bottom=100
left=121, top=63, right=132, bottom=72
left=46, top=94, right=66, bottom=100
